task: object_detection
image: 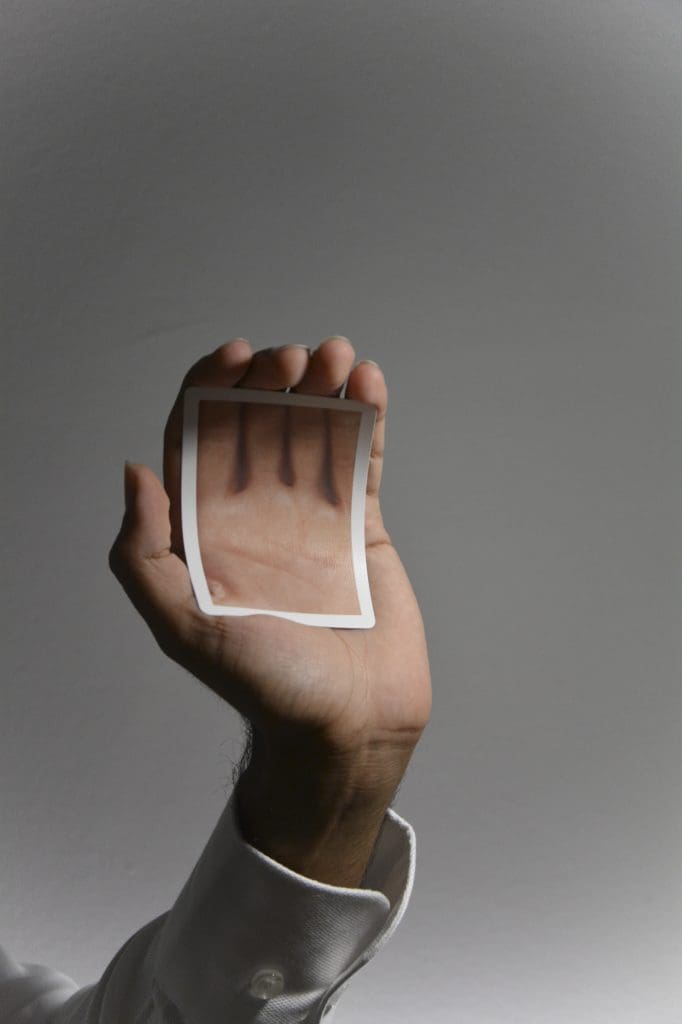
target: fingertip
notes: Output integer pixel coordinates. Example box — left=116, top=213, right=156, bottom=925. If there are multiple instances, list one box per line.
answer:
left=124, top=460, right=138, bottom=511
left=316, top=335, right=356, bottom=361
left=134, top=463, right=171, bottom=512
left=214, top=338, right=253, bottom=371
left=346, top=359, right=388, bottom=415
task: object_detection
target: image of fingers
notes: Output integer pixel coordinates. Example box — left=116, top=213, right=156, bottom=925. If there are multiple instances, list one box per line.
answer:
left=195, top=398, right=362, bottom=615
left=291, top=406, right=361, bottom=506
left=197, top=401, right=361, bottom=503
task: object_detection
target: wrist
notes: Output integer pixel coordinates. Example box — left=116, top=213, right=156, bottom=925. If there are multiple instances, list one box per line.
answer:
left=233, top=729, right=415, bottom=887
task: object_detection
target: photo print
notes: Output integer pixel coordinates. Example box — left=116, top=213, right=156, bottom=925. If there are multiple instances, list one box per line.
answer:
left=181, top=387, right=377, bottom=627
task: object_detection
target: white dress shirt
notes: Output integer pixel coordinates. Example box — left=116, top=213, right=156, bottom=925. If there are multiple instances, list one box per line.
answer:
left=1, top=788, right=416, bottom=1023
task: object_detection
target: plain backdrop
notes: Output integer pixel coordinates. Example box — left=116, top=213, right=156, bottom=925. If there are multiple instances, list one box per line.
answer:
left=2, top=2, right=681, bottom=1022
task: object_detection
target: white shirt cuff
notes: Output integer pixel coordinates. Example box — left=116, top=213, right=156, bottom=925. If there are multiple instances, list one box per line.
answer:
left=1, top=792, right=416, bottom=1024
left=153, top=789, right=416, bottom=1023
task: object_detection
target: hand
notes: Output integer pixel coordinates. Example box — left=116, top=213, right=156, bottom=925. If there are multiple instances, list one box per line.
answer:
left=109, top=337, right=432, bottom=883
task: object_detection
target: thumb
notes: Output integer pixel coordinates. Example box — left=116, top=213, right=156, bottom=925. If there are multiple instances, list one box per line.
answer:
left=109, top=462, right=195, bottom=650
left=119, top=461, right=172, bottom=556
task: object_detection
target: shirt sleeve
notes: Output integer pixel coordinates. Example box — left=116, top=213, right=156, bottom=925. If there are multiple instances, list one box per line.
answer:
left=1, top=790, right=416, bottom=1024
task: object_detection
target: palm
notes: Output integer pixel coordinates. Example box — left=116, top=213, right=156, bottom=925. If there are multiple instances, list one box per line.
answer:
left=192, top=502, right=428, bottom=747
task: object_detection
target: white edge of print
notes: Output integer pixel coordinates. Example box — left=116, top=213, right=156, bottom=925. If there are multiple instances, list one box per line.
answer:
left=181, top=386, right=376, bottom=629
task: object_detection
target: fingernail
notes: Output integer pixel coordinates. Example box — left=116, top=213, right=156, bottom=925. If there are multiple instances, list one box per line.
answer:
left=276, top=344, right=311, bottom=354
left=357, top=359, right=380, bottom=368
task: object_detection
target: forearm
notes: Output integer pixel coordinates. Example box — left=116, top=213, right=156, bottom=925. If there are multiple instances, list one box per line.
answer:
left=233, top=729, right=416, bottom=888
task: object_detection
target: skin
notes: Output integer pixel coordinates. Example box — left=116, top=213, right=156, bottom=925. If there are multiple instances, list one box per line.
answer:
left=196, top=400, right=362, bottom=614
left=109, top=336, right=432, bottom=886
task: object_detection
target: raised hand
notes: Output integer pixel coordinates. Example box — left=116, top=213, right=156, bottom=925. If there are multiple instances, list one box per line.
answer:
left=111, top=336, right=430, bottom=750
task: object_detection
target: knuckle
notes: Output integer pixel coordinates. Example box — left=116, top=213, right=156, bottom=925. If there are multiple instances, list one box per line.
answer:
left=107, top=540, right=123, bottom=576
left=108, top=534, right=133, bottom=579
left=163, top=406, right=182, bottom=445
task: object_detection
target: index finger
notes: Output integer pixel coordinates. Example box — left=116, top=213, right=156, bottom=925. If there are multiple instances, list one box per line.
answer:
left=163, top=339, right=253, bottom=557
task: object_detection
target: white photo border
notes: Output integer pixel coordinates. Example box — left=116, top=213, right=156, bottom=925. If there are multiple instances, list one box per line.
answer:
left=181, top=386, right=377, bottom=628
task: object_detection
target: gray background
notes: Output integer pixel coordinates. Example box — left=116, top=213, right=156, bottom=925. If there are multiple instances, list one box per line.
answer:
left=2, top=2, right=681, bottom=1021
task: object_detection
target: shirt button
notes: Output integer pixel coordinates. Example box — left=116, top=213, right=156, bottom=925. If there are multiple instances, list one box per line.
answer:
left=249, top=967, right=285, bottom=1000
